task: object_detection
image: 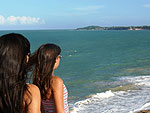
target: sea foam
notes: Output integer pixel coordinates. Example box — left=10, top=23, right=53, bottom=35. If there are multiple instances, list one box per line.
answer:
left=70, top=75, right=150, bottom=113
left=71, top=90, right=114, bottom=113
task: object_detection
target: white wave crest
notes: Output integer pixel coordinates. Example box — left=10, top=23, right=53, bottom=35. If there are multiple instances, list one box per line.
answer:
left=70, top=76, right=150, bottom=113
left=71, top=90, right=114, bottom=113
left=121, top=75, right=150, bottom=87
left=129, top=102, right=150, bottom=113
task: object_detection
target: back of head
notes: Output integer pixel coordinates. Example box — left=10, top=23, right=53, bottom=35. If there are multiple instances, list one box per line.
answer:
left=32, top=43, right=61, bottom=99
left=0, top=33, right=30, bottom=113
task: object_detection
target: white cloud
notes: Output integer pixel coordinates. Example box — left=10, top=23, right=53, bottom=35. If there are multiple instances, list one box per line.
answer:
left=0, top=15, right=45, bottom=25
left=75, top=5, right=104, bottom=12
left=143, top=4, right=150, bottom=8
left=0, top=15, right=5, bottom=24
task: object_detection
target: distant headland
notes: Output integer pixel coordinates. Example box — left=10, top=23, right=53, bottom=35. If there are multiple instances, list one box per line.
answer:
left=76, top=25, right=150, bottom=31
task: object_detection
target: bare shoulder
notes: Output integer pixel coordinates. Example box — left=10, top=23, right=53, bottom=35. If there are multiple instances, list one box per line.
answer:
left=51, top=76, right=64, bottom=90
left=24, top=84, right=40, bottom=101
left=27, top=84, right=40, bottom=92
left=51, top=76, right=63, bottom=84
left=24, top=84, right=41, bottom=110
left=24, top=84, right=41, bottom=113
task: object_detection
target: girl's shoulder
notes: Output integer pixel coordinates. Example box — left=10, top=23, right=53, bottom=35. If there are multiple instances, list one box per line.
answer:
left=51, top=76, right=64, bottom=91
left=51, top=75, right=63, bottom=84
left=27, top=84, right=40, bottom=93
left=24, top=84, right=41, bottom=104
left=23, top=84, right=41, bottom=113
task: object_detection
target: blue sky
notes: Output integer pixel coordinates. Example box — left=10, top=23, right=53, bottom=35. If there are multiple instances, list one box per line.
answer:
left=0, top=0, right=150, bottom=30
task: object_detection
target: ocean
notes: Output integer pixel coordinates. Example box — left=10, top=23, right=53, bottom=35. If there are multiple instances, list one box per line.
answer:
left=1, top=30, right=150, bottom=113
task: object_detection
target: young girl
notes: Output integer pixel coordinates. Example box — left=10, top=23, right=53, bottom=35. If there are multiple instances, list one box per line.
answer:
left=32, top=43, right=69, bottom=113
left=0, top=33, right=41, bottom=113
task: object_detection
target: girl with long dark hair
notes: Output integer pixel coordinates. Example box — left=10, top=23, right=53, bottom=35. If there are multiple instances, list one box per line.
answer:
left=32, top=43, right=69, bottom=113
left=0, top=33, right=41, bottom=113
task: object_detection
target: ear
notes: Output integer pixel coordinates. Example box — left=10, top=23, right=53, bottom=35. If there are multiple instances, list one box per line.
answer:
left=53, top=58, right=60, bottom=70
left=26, top=55, right=29, bottom=63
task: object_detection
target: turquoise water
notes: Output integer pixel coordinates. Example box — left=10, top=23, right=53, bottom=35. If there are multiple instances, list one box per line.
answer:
left=1, top=30, right=150, bottom=112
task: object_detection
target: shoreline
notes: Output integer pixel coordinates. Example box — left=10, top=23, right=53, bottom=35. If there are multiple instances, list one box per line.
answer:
left=76, top=25, right=150, bottom=31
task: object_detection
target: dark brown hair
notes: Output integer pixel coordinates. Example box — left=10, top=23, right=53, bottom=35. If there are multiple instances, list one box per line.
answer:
left=0, top=33, right=31, bottom=113
left=32, top=43, right=61, bottom=99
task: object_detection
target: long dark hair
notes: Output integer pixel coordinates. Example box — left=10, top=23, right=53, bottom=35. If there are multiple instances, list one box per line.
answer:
left=0, top=33, right=30, bottom=113
left=32, top=43, right=61, bottom=99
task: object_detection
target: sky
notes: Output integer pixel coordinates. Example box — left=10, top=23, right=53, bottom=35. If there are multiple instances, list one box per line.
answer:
left=0, top=0, right=150, bottom=30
